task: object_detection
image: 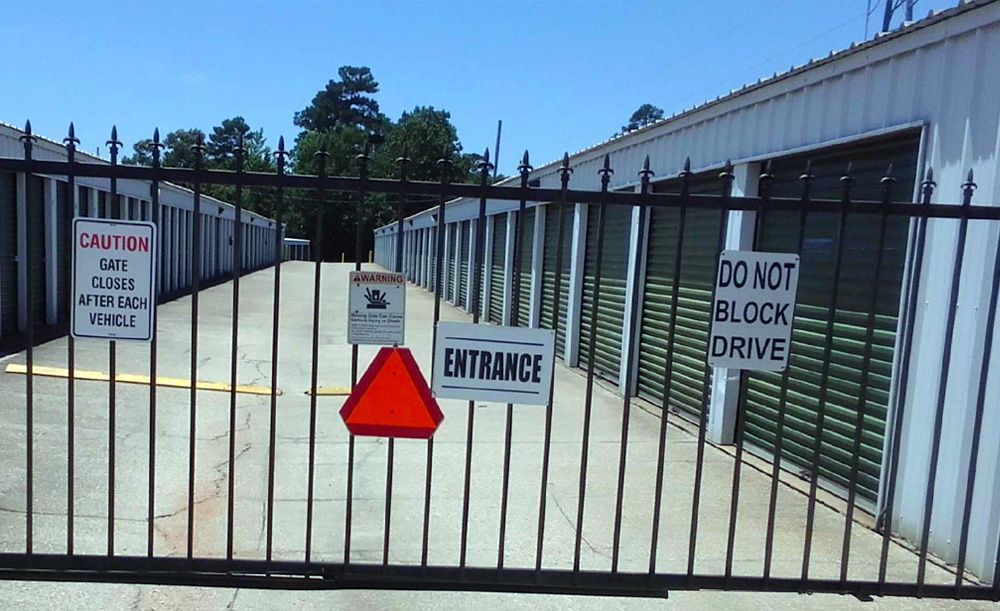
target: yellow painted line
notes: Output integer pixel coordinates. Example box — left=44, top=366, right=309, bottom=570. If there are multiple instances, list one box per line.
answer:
left=306, top=385, right=351, bottom=396
left=5, top=363, right=279, bottom=396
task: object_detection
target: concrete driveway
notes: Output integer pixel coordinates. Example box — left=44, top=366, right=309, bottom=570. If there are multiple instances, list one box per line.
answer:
left=0, top=262, right=989, bottom=609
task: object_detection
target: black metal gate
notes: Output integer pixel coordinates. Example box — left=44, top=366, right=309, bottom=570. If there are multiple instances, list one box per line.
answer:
left=0, top=121, right=998, bottom=602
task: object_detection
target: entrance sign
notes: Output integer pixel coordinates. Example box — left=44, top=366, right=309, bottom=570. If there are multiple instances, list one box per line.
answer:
left=432, top=321, right=555, bottom=405
left=72, top=218, right=157, bottom=341
left=709, top=250, right=800, bottom=371
left=339, top=346, right=443, bottom=438
left=348, top=270, right=405, bottom=345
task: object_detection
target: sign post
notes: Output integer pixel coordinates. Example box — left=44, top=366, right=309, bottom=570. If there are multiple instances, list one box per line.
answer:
left=708, top=250, right=800, bottom=371
left=72, top=218, right=157, bottom=341
left=348, top=270, right=405, bottom=345
left=432, top=321, right=556, bottom=405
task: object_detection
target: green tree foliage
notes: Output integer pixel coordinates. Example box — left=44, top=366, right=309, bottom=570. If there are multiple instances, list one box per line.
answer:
left=122, top=139, right=156, bottom=166
left=377, top=106, right=475, bottom=183
left=294, top=66, right=382, bottom=133
left=207, top=116, right=273, bottom=171
left=621, top=103, right=665, bottom=133
left=162, top=128, right=206, bottom=168
left=121, top=66, right=490, bottom=263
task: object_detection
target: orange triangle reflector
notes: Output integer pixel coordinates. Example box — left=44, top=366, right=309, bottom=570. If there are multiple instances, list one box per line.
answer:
left=339, top=347, right=444, bottom=439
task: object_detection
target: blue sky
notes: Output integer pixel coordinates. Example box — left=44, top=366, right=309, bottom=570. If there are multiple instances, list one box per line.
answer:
left=2, top=0, right=958, bottom=174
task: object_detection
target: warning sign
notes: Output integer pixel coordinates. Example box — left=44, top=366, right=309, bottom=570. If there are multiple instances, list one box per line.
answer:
left=348, top=271, right=405, bottom=345
left=72, top=218, right=157, bottom=341
left=339, top=346, right=443, bottom=438
left=432, top=321, right=555, bottom=405
left=709, top=251, right=799, bottom=371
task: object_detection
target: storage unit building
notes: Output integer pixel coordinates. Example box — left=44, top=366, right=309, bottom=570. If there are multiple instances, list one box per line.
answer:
left=373, top=1, right=1000, bottom=582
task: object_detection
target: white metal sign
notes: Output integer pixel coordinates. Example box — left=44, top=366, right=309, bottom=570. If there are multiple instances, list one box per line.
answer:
left=432, top=321, right=555, bottom=405
left=708, top=250, right=800, bottom=371
left=348, top=270, right=406, bottom=345
left=72, top=218, right=157, bottom=341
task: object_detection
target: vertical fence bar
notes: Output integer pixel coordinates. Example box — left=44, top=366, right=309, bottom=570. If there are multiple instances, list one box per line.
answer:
left=225, top=133, right=245, bottom=562
left=106, top=126, right=122, bottom=557
left=186, top=133, right=205, bottom=559
left=535, top=153, right=571, bottom=572
left=916, top=171, right=976, bottom=592
left=686, top=162, right=733, bottom=579
left=878, top=169, right=935, bottom=587
left=800, top=163, right=851, bottom=581
left=423, top=149, right=452, bottom=568
left=573, top=154, right=613, bottom=573
left=459, top=150, right=493, bottom=569
left=610, top=156, right=652, bottom=573
left=954, top=193, right=1000, bottom=590
left=761, top=163, right=810, bottom=580
left=305, top=143, right=328, bottom=565
left=20, top=121, right=35, bottom=557
left=648, top=157, right=691, bottom=575
left=498, top=151, right=532, bottom=569
left=839, top=165, right=893, bottom=582
left=148, top=128, right=164, bottom=559
left=345, top=142, right=371, bottom=562
left=64, top=123, right=79, bottom=556
left=265, top=137, right=287, bottom=563
left=384, top=147, right=406, bottom=567
left=722, top=166, right=767, bottom=583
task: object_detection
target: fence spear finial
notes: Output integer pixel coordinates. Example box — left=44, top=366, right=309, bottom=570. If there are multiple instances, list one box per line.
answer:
left=476, top=147, right=493, bottom=175
left=557, top=152, right=573, bottom=182
left=65, top=122, right=80, bottom=147
left=799, top=160, right=815, bottom=182
left=639, top=154, right=653, bottom=181
left=964, top=168, right=975, bottom=187
left=842, top=161, right=856, bottom=184
left=24, top=119, right=32, bottom=136
left=107, top=125, right=122, bottom=161
left=518, top=150, right=532, bottom=175
left=598, top=153, right=614, bottom=179
left=962, top=168, right=977, bottom=204
left=759, top=159, right=774, bottom=196
left=879, top=163, right=896, bottom=185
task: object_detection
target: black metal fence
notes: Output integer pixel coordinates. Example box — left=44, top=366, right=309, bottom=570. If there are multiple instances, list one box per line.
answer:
left=0, top=121, right=998, bottom=601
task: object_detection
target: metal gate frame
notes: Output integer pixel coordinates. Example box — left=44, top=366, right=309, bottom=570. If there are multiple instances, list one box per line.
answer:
left=0, top=121, right=998, bottom=601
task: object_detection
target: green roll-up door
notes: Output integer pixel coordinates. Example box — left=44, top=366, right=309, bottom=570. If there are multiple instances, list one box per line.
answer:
left=28, top=176, right=47, bottom=327
left=742, top=133, right=918, bottom=503
left=459, top=220, right=470, bottom=308
left=637, top=175, right=724, bottom=415
left=540, top=204, right=573, bottom=357
left=0, top=173, right=17, bottom=339
left=578, top=203, right=630, bottom=384
left=513, top=209, right=535, bottom=327
left=489, top=214, right=506, bottom=324
left=446, top=224, right=456, bottom=301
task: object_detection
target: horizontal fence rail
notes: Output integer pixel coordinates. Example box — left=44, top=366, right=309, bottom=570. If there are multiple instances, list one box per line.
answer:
left=0, top=121, right=998, bottom=602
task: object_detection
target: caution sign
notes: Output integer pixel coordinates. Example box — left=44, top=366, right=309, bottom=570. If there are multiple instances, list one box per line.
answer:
left=348, top=271, right=405, bottom=345
left=72, top=218, right=157, bottom=341
left=709, top=250, right=800, bottom=371
left=432, top=321, right=555, bottom=405
left=339, top=346, right=443, bottom=438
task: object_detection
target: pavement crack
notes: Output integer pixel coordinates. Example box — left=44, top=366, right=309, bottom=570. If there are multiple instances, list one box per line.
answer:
left=549, top=494, right=608, bottom=559
left=226, top=588, right=240, bottom=610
